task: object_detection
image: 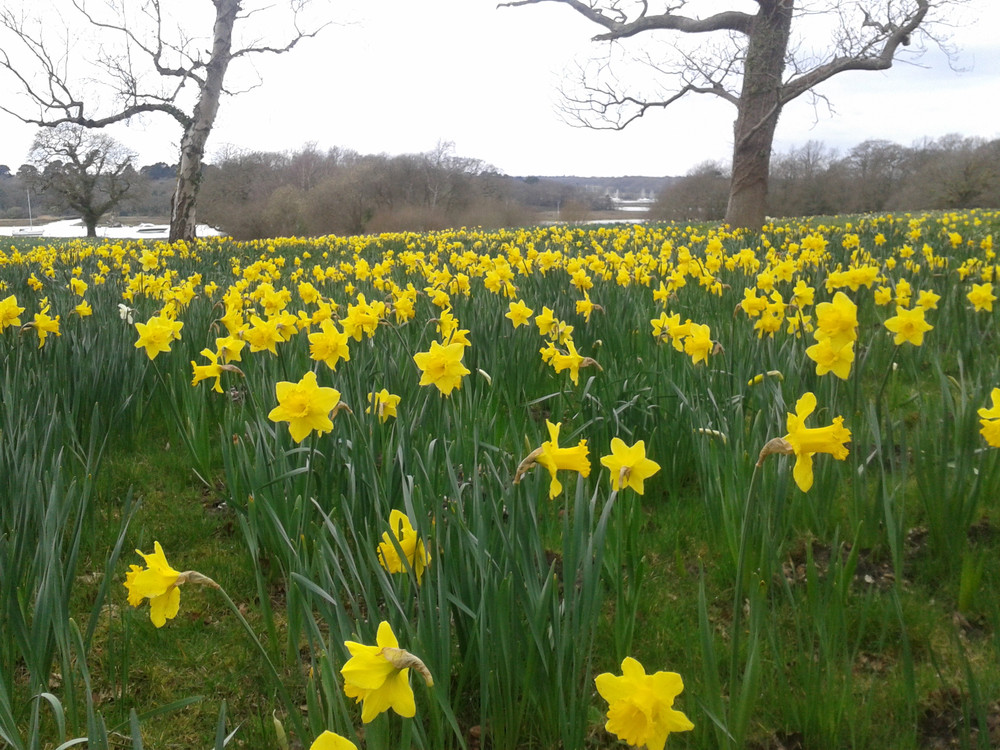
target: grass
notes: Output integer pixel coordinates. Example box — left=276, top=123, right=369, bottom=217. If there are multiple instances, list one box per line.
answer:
left=78, top=424, right=285, bottom=748
left=70, top=404, right=1000, bottom=749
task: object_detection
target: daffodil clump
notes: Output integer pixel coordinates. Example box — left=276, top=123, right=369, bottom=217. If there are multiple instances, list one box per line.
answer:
left=806, top=291, right=857, bottom=380
left=3, top=210, right=999, bottom=749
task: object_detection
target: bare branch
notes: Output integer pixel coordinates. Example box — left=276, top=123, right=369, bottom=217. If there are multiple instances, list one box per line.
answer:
left=230, top=21, right=329, bottom=60
left=781, top=0, right=932, bottom=104
left=558, top=50, right=736, bottom=130
left=70, top=0, right=203, bottom=83
left=498, top=0, right=753, bottom=40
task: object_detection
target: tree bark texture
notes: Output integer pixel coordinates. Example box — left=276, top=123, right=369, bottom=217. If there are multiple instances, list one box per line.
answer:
left=724, top=0, right=793, bottom=231
left=169, top=0, right=240, bottom=243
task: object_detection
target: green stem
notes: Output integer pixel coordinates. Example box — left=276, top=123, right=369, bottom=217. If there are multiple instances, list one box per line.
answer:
left=729, top=463, right=761, bottom=692
left=301, top=427, right=319, bottom=516
left=150, top=357, right=206, bottom=477
left=873, top=346, right=898, bottom=428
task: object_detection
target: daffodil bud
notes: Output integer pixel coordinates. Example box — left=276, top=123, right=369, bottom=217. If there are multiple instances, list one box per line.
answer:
left=513, top=447, right=544, bottom=484
left=273, top=711, right=289, bottom=750
left=756, top=437, right=793, bottom=466
left=379, top=647, right=434, bottom=687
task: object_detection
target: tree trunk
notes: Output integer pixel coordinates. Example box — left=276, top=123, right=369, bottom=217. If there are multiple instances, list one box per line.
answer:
left=168, top=0, right=240, bottom=243
left=724, top=0, right=793, bottom=231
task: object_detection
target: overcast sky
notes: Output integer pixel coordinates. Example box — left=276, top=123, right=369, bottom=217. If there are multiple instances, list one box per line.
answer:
left=1, top=0, right=997, bottom=177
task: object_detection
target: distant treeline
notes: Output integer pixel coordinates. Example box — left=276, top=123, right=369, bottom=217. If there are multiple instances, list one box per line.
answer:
left=0, top=143, right=614, bottom=236
left=652, top=134, right=1000, bottom=222
left=194, top=143, right=617, bottom=239
left=2, top=133, right=996, bottom=235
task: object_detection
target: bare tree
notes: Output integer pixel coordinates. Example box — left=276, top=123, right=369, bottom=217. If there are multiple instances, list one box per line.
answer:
left=652, top=160, right=730, bottom=222
left=892, top=134, right=998, bottom=209
left=769, top=140, right=841, bottom=217
left=0, top=0, right=327, bottom=241
left=27, top=123, right=138, bottom=236
left=500, top=0, right=962, bottom=230
left=841, top=138, right=909, bottom=212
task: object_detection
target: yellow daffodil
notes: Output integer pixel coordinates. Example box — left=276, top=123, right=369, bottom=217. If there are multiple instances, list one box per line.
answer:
left=894, top=278, right=912, bottom=308
left=342, top=294, right=381, bottom=341
left=747, top=370, right=783, bottom=386
left=754, top=310, right=783, bottom=338
left=576, top=293, right=600, bottom=322
left=571, top=267, right=593, bottom=292
left=873, top=285, right=893, bottom=306
left=309, top=319, right=351, bottom=371
left=139, top=249, right=159, bottom=271
left=412, top=340, right=470, bottom=397
left=367, top=388, right=401, bottom=423
left=436, top=307, right=459, bottom=340
left=758, top=392, right=851, bottom=492
left=814, top=291, right=858, bottom=348
left=550, top=339, right=587, bottom=385
left=595, top=657, right=694, bottom=750
left=650, top=311, right=673, bottom=339
left=791, top=279, right=815, bottom=308
left=245, top=314, right=283, bottom=355
left=967, top=282, right=996, bottom=312
left=978, top=388, right=1000, bottom=448
left=191, top=349, right=225, bottom=393
left=805, top=337, right=854, bottom=380
left=377, top=509, right=430, bottom=583
left=916, top=289, right=941, bottom=310
left=539, top=340, right=558, bottom=363
left=341, top=620, right=433, bottom=723
left=124, top=542, right=180, bottom=627
left=0, top=294, right=25, bottom=330
left=134, top=314, right=183, bottom=360
left=509, top=299, right=533, bottom=329
left=550, top=318, right=574, bottom=344
left=600, top=438, right=661, bottom=495
left=124, top=541, right=216, bottom=627
left=683, top=323, right=713, bottom=365
left=740, top=287, right=768, bottom=317
left=267, top=371, right=346, bottom=443
left=427, top=287, right=450, bottom=308
left=309, top=731, right=357, bottom=750
left=215, top=334, right=246, bottom=363
left=30, top=306, right=62, bottom=348
left=884, top=305, right=933, bottom=346
left=514, top=420, right=591, bottom=499
left=534, top=306, right=557, bottom=336
left=664, top=316, right=690, bottom=351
